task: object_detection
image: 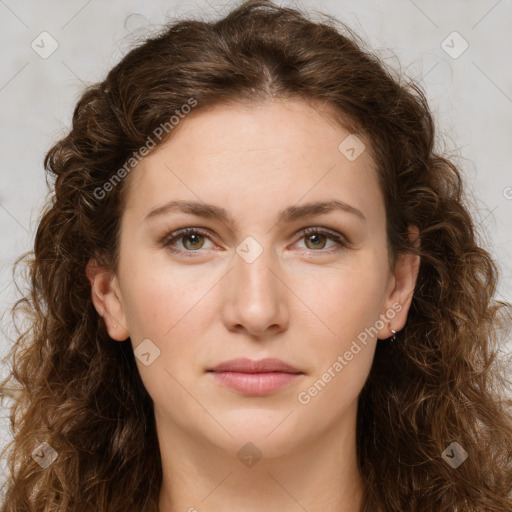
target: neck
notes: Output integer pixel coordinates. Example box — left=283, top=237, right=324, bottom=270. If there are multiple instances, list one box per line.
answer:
left=156, top=400, right=364, bottom=512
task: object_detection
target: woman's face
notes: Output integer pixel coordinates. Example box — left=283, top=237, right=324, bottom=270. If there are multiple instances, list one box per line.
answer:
left=88, top=98, right=418, bottom=456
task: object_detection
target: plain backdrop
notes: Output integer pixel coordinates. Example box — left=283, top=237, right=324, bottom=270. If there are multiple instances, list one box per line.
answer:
left=1, top=0, right=511, bottom=489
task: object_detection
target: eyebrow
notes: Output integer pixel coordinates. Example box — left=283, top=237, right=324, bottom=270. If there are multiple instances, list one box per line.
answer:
left=144, top=199, right=366, bottom=224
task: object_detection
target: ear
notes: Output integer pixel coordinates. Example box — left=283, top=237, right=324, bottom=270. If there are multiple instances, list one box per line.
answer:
left=86, top=258, right=130, bottom=341
left=378, top=225, right=420, bottom=339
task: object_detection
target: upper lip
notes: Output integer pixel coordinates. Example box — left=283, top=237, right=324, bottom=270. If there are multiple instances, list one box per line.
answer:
left=208, top=357, right=302, bottom=374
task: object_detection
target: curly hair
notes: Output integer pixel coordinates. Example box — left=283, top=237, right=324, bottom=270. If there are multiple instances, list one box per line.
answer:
left=1, top=1, right=511, bottom=511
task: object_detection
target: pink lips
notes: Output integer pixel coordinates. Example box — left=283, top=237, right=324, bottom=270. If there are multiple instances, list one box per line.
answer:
left=207, top=357, right=303, bottom=396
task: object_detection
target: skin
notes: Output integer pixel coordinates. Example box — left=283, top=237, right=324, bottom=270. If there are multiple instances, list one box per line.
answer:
left=87, top=98, right=419, bottom=512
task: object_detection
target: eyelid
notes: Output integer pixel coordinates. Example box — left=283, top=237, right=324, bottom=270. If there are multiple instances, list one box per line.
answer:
left=300, top=226, right=349, bottom=244
left=160, top=225, right=349, bottom=255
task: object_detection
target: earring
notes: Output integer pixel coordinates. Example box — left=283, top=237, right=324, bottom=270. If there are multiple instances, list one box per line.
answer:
left=388, top=323, right=397, bottom=342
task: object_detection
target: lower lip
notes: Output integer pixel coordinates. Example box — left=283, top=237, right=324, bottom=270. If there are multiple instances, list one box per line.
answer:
left=209, top=371, right=302, bottom=396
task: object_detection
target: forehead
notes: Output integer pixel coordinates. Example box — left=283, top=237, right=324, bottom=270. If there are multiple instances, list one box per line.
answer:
left=122, top=99, right=383, bottom=226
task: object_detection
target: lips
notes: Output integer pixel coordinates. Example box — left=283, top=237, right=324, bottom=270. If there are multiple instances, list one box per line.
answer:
left=208, top=357, right=302, bottom=374
left=207, top=358, right=304, bottom=396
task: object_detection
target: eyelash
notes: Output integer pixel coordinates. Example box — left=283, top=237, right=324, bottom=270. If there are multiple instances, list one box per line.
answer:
left=160, top=226, right=348, bottom=257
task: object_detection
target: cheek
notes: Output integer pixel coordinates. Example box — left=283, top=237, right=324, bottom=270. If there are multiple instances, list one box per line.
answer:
left=121, top=247, right=390, bottom=356
left=119, top=241, right=208, bottom=339
left=292, top=261, right=385, bottom=414
left=296, top=343, right=375, bottom=423
left=121, top=267, right=210, bottom=407
left=119, top=238, right=389, bottom=407
left=299, top=255, right=389, bottom=343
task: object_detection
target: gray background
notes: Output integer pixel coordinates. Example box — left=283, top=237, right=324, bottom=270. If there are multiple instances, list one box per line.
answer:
left=1, top=0, right=511, bottom=489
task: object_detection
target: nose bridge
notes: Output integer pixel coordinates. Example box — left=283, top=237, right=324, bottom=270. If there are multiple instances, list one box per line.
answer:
left=224, top=234, right=288, bottom=334
left=236, top=236, right=276, bottom=294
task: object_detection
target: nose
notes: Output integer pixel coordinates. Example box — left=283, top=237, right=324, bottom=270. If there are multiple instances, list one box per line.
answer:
left=220, top=241, right=289, bottom=338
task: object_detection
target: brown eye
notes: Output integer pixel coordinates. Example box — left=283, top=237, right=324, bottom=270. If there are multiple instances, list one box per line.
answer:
left=296, top=227, right=347, bottom=254
left=182, top=232, right=205, bottom=250
left=304, top=233, right=328, bottom=250
left=161, top=226, right=347, bottom=258
left=162, top=227, right=214, bottom=255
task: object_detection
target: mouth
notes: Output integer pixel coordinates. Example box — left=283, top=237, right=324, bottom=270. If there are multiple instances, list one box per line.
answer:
left=207, top=358, right=304, bottom=396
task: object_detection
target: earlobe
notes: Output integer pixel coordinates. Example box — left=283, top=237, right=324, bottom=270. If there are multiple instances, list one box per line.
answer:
left=378, top=226, right=421, bottom=340
left=85, top=258, right=130, bottom=341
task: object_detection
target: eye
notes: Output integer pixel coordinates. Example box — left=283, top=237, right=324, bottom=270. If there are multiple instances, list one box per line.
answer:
left=161, top=227, right=214, bottom=256
left=294, top=227, right=347, bottom=254
left=160, top=226, right=348, bottom=257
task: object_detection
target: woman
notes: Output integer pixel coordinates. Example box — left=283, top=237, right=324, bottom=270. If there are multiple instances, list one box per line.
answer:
left=1, top=1, right=511, bottom=511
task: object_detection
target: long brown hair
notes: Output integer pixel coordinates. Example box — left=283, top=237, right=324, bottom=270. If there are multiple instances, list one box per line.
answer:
left=1, top=1, right=511, bottom=510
